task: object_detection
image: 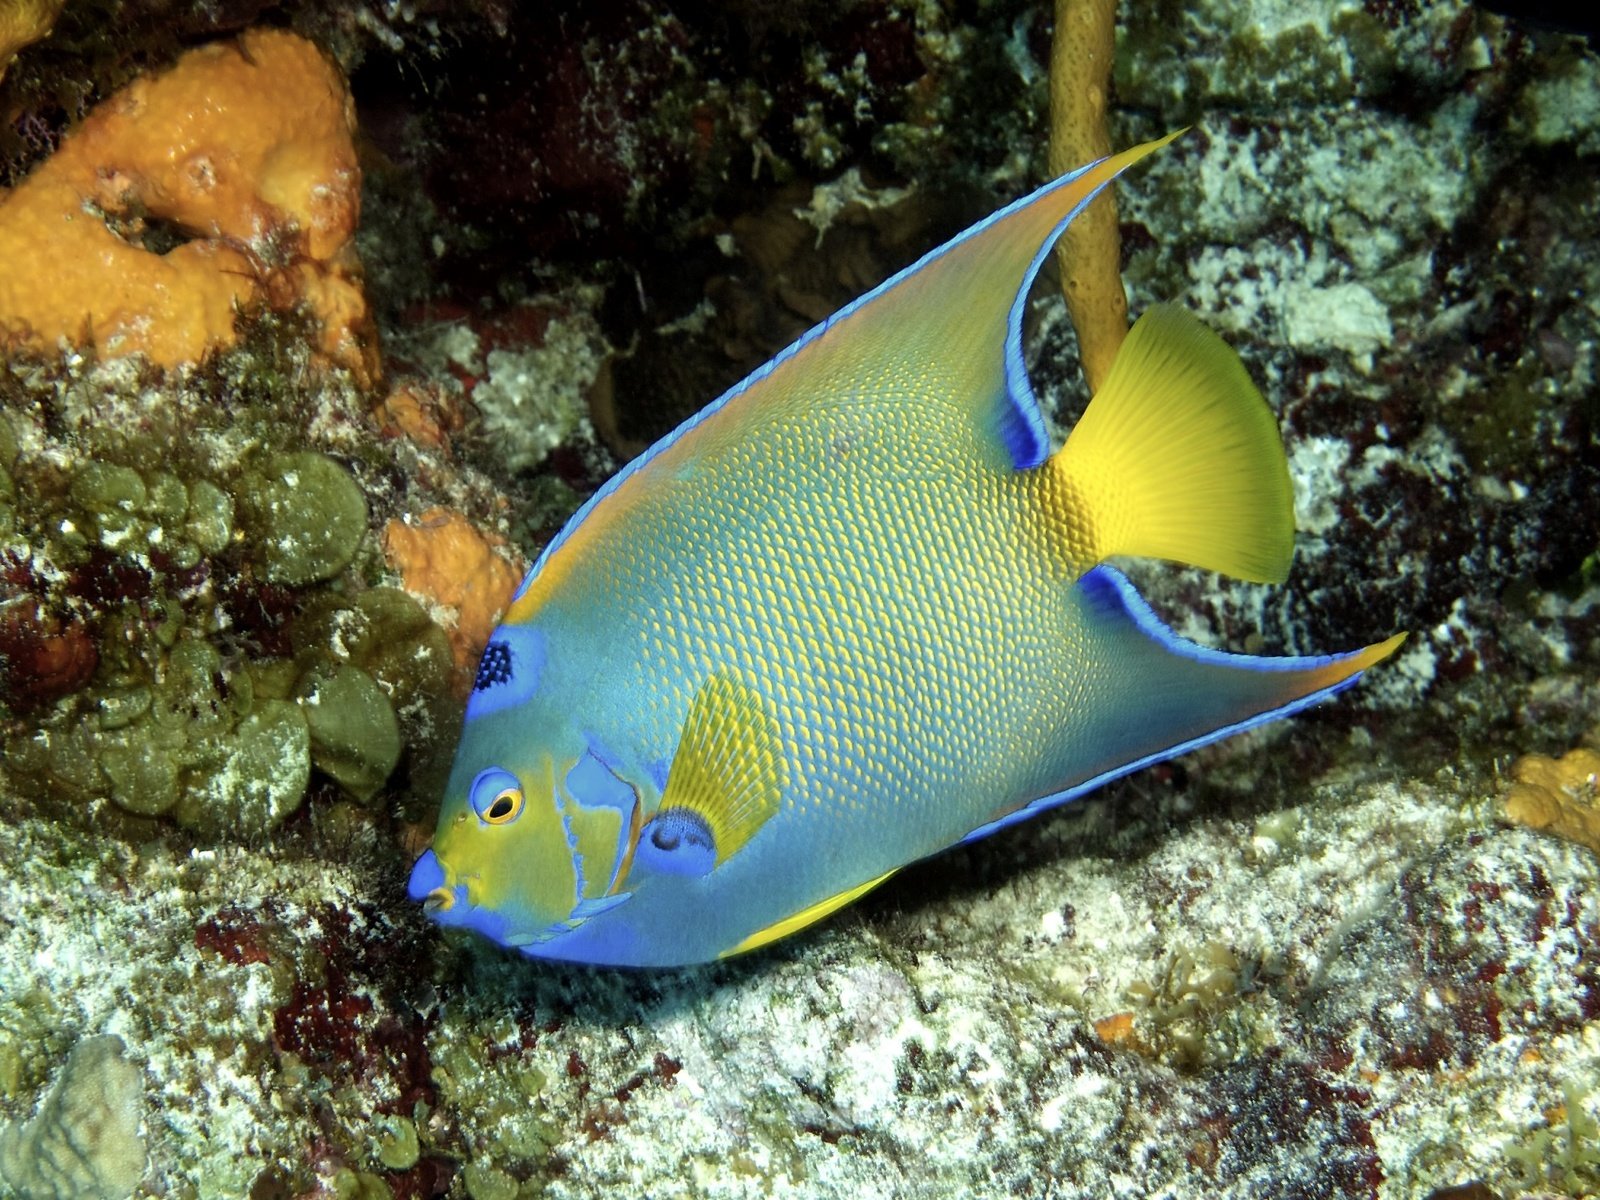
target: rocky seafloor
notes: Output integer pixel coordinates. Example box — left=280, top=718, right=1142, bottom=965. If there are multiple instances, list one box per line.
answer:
left=1, top=1, right=1598, bottom=1198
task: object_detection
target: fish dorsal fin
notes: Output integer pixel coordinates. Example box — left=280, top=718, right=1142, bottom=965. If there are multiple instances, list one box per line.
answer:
left=632, top=671, right=785, bottom=877
left=775, top=130, right=1185, bottom=472
left=503, top=134, right=1182, bottom=618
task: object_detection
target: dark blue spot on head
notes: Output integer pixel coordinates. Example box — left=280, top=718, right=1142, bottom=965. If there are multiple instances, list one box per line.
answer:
left=465, top=624, right=546, bottom=721
left=474, top=641, right=514, bottom=692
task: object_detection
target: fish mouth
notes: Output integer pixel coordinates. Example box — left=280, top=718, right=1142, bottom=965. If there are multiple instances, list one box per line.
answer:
left=409, top=857, right=470, bottom=921
left=406, top=845, right=610, bottom=952
left=408, top=848, right=452, bottom=911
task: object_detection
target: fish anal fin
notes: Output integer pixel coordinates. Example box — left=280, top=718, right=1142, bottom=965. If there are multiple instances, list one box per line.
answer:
left=1049, top=304, right=1295, bottom=583
left=720, top=869, right=898, bottom=958
left=961, top=569, right=1404, bottom=847
left=636, top=671, right=785, bottom=877
left=1295, top=631, right=1408, bottom=693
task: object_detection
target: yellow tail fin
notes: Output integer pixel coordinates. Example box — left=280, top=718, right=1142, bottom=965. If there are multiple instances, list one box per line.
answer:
left=1051, top=304, right=1295, bottom=583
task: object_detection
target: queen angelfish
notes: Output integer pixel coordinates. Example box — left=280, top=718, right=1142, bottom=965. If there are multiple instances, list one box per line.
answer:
left=407, top=133, right=1405, bottom=967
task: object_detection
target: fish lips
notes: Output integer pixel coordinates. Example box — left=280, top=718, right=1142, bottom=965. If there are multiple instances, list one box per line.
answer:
left=407, top=848, right=461, bottom=917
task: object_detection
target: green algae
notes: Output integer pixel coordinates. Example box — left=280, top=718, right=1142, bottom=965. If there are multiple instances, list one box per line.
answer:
left=181, top=479, right=233, bottom=556
left=326, top=1167, right=394, bottom=1200
left=239, top=451, right=368, bottom=586
left=290, top=586, right=459, bottom=803
left=294, top=662, right=401, bottom=803
left=169, top=699, right=312, bottom=836
left=294, top=587, right=454, bottom=720
left=461, top=1162, right=519, bottom=1200
left=0, top=375, right=462, bottom=838
left=1121, top=941, right=1273, bottom=1071
left=98, top=722, right=184, bottom=817
left=373, top=1114, right=420, bottom=1171
left=430, top=1015, right=560, bottom=1166
left=57, top=634, right=312, bottom=830
left=0, top=1044, right=20, bottom=1101
left=51, top=454, right=238, bottom=571
left=67, top=461, right=146, bottom=549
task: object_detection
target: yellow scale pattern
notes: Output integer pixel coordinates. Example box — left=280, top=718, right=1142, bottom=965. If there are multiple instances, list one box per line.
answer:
left=547, top=348, right=1098, bottom=873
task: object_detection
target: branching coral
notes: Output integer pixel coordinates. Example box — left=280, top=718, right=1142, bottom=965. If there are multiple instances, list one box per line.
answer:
left=0, top=28, right=376, bottom=380
left=1048, top=0, right=1127, bottom=394
left=1502, top=744, right=1600, bottom=855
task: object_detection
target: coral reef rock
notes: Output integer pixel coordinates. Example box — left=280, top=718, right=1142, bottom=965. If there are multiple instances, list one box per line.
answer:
left=0, top=1035, right=145, bottom=1200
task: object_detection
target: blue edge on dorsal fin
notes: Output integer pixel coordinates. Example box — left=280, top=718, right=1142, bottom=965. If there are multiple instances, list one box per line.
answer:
left=509, top=159, right=1109, bottom=604
left=956, top=566, right=1374, bottom=847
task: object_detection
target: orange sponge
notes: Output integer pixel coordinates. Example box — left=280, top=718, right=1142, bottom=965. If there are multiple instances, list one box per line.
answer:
left=0, top=0, right=64, bottom=83
left=1503, top=745, right=1600, bottom=855
left=0, top=27, right=376, bottom=378
left=383, top=508, right=525, bottom=692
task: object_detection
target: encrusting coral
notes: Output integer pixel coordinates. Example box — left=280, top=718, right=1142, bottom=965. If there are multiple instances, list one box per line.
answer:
left=0, top=28, right=376, bottom=380
left=0, top=1035, right=145, bottom=1200
left=1503, top=742, right=1600, bottom=856
left=0, top=0, right=63, bottom=83
left=1048, top=0, right=1126, bottom=394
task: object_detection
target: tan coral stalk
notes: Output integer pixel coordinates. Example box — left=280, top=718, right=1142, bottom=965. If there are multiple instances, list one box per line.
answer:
left=1049, top=0, right=1125, bottom=394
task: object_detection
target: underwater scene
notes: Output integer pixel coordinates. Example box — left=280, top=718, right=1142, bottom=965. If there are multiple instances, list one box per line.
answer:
left=1, top=0, right=1598, bottom=1196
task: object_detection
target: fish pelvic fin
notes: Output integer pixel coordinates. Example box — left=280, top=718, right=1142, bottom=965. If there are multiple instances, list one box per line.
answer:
left=636, top=671, right=786, bottom=877
left=719, top=868, right=898, bottom=959
left=1047, top=304, right=1295, bottom=583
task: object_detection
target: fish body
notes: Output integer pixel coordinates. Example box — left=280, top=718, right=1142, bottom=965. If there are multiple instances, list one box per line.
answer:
left=409, top=134, right=1402, bottom=967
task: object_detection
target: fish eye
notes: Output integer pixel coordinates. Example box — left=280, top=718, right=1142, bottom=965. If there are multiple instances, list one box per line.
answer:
left=484, top=788, right=522, bottom=824
left=469, top=767, right=525, bottom=826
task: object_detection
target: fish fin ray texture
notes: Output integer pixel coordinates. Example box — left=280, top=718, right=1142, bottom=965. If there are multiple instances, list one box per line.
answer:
left=508, top=133, right=1184, bottom=614
left=720, top=867, right=898, bottom=958
left=1051, top=303, right=1295, bottom=582
left=656, top=670, right=786, bottom=868
left=959, top=567, right=1404, bottom=845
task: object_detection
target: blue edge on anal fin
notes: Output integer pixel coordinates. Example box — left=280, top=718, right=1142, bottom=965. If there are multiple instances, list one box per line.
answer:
left=957, top=566, right=1378, bottom=847
left=508, top=159, right=1111, bottom=605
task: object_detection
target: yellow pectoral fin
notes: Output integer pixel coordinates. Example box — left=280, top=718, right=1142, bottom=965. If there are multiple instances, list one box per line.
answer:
left=653, top=671, right=786, bottom=870
left=720, top=868, right=898, bottom=958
